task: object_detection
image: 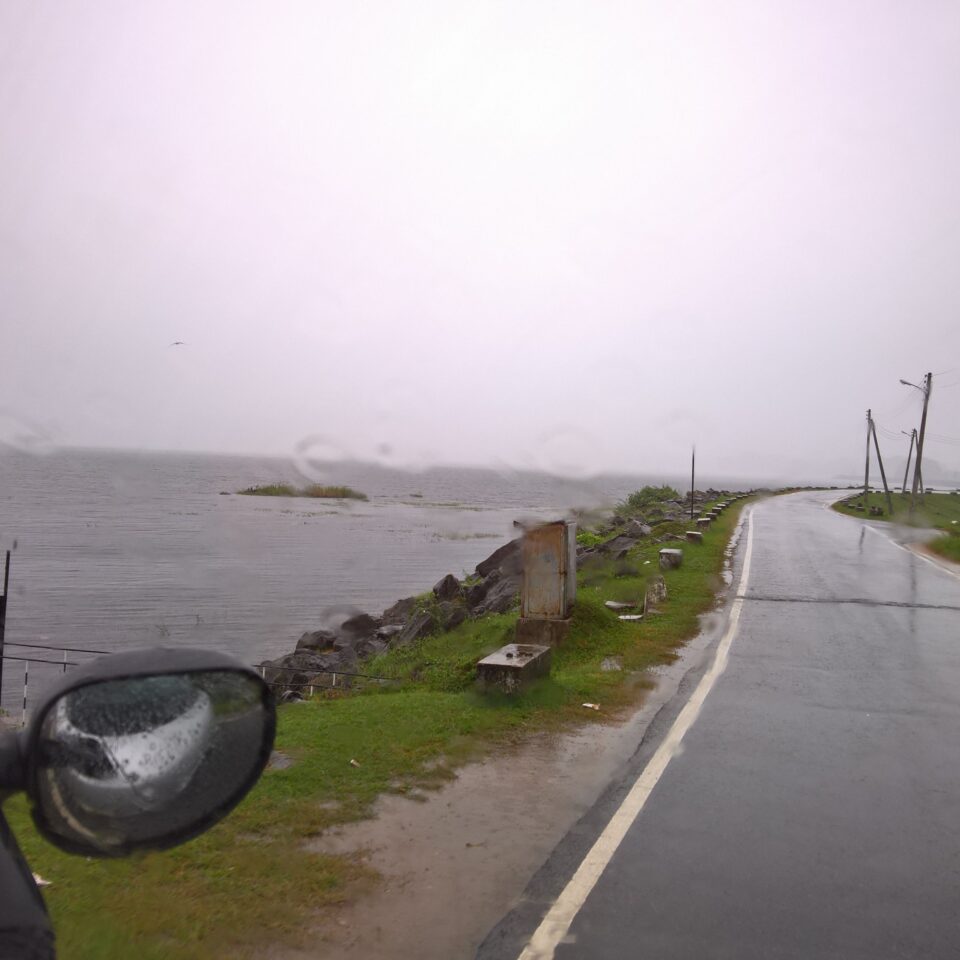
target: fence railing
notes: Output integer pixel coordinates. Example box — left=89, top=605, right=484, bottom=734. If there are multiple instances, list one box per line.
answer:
left=257, top=663, right=398, bottom=698
left=0, top=640, right=112, bottom=726
left=0, top=641, right=400, bottom=725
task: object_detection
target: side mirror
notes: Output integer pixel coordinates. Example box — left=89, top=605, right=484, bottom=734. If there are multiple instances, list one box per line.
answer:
left=22, top=648, right=275, bottom=857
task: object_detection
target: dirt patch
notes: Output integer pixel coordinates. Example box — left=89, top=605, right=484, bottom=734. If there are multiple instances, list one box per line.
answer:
left=271, top=611, right=724, bottom=960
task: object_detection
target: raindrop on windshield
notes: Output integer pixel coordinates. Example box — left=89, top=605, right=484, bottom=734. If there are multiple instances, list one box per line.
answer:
left=292, top=435, right=351, bottom=484
left=535, top=426, right=602, bottom=481
left=0, top=410, right=56, bottom=456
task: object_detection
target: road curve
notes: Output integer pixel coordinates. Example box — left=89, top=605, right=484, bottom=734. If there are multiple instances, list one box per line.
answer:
left=478, top=491, right=960, bottom=960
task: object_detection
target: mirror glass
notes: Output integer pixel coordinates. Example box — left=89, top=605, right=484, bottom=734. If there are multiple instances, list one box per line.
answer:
left=34, top=670, right=269, bottom=854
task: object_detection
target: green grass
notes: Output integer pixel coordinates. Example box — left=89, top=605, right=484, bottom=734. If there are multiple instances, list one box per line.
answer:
left=237, top=483, right=368, bottom=500
left=930, top=533, right=960, bottom=562
left=9, top=498, right=748, bottom=959
left=617, top=485, right=681, bottom=515
left=575, top=528, right=607, bottom=548
left=832, top=491, right=960, bottom=564
left=832, top=490, right=960, bottom=528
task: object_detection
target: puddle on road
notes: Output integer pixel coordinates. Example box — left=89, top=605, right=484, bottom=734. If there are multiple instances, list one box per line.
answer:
left=289, top=611, right=726, bottom=960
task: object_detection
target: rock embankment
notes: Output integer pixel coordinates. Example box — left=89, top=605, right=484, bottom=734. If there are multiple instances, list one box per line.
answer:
left=259, top=536, right=523, bottom=694
left=578, top=489, right=731, bottom=565
left=259, top=489, right=742, bottom=696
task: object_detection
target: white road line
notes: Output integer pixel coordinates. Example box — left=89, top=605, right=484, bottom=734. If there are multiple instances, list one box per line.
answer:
left=861, top=523, right=960, bottom=583
left=517, top=509, right=756, bottom=960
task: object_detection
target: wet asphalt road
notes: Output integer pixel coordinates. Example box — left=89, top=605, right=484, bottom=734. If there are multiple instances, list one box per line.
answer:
left=478, top=492, right=960, bottom=960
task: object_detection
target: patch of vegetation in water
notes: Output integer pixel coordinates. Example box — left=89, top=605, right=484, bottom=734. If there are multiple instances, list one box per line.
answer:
left=237, top=483, right=368, bottom=500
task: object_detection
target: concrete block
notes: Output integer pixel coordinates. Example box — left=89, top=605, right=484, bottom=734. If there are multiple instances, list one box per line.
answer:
left=477, top=643, right=552, bottom=693
left=696, top=516, right=712, bottom=528
left=515, top=617, right=571, bottom=647
left=659, top=548, right=683, bottom=570
left=685, top=530, right=704, bottom=543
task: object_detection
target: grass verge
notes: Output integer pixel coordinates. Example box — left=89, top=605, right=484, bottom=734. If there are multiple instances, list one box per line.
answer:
left=832, top=490, right=960, bottom=562
left=7, top=498, right=747, bottom=959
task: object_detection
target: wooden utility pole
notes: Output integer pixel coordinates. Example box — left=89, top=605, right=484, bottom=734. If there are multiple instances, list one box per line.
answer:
left=0, top=551, right=9, bottom=700
left=910, top=372, right=933, bottom=511
left=863, top=409, right=872, bottom=508
left=869, top=415, right=894, bottom=514
left=901, top=430, right=916, bottom=494
left=690, top=446, right=695, bottom=523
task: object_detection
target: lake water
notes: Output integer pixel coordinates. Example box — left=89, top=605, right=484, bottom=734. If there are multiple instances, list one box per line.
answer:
left=0, top=446, right=759, bottom=714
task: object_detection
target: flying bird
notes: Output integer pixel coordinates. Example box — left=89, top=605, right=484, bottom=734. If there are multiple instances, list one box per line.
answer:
left=169, top=340, right=187, bottom=347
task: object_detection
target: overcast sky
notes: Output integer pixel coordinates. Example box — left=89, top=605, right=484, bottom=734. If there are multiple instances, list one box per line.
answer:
left=2, top=1, right=959, bottom=482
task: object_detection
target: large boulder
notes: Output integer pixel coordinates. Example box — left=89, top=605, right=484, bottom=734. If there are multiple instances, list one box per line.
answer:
left=295, top=629, right=336, bottom=652
left=438, top=601, right=468, bottom=632
left=600, top=535, right=637, bottom=557
left=464, top=578, right=490, bottom=608
left=474, top=575, right=520, bottom=615
left=576, top=548, right=597, bottom=569
left=260, top=647, right=358, bottom=692
left=476, top=538, right=521, bottom=578
left=396, top=609, right=437, bottom=647
left=382, top=596, right=417, bottom=625
left=339, top=612, right=379, bottom=639
left=354, top=636, right=389, bottom=659
left=433, top=574, right=461, bottom=602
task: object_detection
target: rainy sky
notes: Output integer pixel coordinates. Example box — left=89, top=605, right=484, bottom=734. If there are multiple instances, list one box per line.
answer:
left=2, top=1, right=959, bottom=482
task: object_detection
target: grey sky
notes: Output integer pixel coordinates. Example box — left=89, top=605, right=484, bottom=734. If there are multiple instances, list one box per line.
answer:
left=2, top=1, right=959, bottom=482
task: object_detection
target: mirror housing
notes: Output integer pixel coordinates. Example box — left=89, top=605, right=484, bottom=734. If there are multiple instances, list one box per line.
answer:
left=22, top=648, right=275, bottom=858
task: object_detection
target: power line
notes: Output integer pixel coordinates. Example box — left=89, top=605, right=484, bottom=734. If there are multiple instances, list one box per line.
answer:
left=876, top=391, right=922, bottom=419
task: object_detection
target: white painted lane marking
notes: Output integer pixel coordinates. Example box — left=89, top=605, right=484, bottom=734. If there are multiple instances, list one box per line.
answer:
left=517, top=509, right=756, bottom=960
left=861, top=523, right=960, bottom=583
left=828, top=500, right=960, bottom=585
left=905, top=544, right=960, bottom=583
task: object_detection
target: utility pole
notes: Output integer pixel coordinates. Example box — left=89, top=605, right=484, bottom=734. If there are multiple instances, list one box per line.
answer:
left=0, top=551, right=9, bottom=700
left=863, top=409, right=872, bottom=508
left=910, top=372, right=933, bottom=511
left=869, top=414, right=894, bottom=514
left=690, top=446, right=695, bottom=523
left=901, top=430, right=916, bottom=495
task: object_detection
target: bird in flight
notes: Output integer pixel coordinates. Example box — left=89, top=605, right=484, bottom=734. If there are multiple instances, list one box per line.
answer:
left=169, top=340, right=187, bottom=346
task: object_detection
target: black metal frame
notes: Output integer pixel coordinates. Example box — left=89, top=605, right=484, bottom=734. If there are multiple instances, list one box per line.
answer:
left=22, top=647, right=276, bottom=858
